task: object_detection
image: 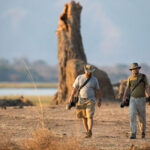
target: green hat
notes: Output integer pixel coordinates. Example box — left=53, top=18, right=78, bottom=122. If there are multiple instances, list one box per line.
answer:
left=129, top=63, right=141, bottom=71
left=84, top=64, right=95, bottom=73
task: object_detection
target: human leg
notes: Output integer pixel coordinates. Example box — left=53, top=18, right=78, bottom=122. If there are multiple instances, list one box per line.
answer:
left=137, top=98, right=146, bottom=138
left=130, top=97, right=137, bottom=138
left=84, top=117, right=93, bottom=138
left=88, top=117, right=93, bottom=131
left=82, top=118, right=88, bottom=132
left=85, top=100, right=95, bottom=138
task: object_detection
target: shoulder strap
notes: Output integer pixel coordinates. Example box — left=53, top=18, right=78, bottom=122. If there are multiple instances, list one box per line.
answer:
left=131, top=74, right=145, bottom=94
left=78, top=75, right=91, bottom=92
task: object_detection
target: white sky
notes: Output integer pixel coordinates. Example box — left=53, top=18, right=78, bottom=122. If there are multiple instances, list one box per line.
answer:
left=0, top=0, right=150, bottom=65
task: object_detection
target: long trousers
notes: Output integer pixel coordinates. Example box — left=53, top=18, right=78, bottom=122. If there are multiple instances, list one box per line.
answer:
left=129, top=97, right=146, bottom=134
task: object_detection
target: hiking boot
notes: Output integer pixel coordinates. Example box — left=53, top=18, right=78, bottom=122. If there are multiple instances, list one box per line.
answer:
left=130, top=133, right=136, bottom=139
left=85, top=130, right=92, bottom=138
left=142, top=132, right=145, bottom=139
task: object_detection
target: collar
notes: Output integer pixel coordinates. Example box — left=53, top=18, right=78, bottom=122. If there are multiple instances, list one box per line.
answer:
left=132, top=73, right=140, bottom=77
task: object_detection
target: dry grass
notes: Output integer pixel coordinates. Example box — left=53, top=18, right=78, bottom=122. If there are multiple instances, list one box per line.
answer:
left=0, top=82, right=57, bottom=88
left=1, top=103, right=150, bottom=149
left=130, top=144, right=150, bottom=150
left=1, top=128, right=150, bottom=150
left=0, top=128, right=96, bottom=150
left=0, top=133, right=20, bottom=150
left=22, top=128, right=91, bottom=150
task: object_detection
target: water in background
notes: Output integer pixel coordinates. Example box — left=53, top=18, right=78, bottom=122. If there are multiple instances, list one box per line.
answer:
left=0, top=88, right=57, bottom=96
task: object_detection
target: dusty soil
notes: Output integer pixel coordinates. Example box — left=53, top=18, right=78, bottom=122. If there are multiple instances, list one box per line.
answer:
left=0, top=102, right=150, bottom=150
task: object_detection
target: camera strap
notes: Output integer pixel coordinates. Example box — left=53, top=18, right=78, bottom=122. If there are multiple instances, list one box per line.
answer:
left=78, top=75, right=92, bottom=92
left=130, top=74, right=145, bottom=94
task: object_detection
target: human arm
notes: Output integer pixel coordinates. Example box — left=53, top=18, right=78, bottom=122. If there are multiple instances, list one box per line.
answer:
left=97, top=89, right=102, bottom=107
left=145, top=85, right=150, bottom=97
left=144, top=76, right=150, bottom=97
left=122, top=86, right=130, bottom=102
left=95, top=78, right=102, bottom=107
left=69, top=87, right=78, bottom=102
left=69, top=76, right=80, bottom=102
left=122, top=77, right=130, bottom=102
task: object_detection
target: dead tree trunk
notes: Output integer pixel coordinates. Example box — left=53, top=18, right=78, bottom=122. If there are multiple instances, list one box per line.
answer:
left=52, top=1, right=87, bottom=104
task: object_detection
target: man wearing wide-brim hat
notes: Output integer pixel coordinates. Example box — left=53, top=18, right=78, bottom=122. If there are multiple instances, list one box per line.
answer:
left=123, top=63, right=150, bottom=139
left=69, top=64, right=102, bottom=138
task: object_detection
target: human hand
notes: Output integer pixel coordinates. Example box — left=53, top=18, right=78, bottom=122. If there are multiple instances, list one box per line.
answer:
left=122, top=97, right=126, bottom=103
left=69, top=96, right=72, bottom=103
left=97, top=99, right=101, bottom=107
left=146, top=96, right=150, bottom=102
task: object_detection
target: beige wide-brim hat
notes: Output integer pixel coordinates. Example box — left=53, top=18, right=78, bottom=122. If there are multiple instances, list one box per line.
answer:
left=84, top=64, right=95, bottom=73
left=129, top=63, right=141, bottom=71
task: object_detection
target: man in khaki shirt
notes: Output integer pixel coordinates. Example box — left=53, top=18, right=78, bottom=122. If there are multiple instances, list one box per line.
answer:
left=123, top=63, right=150, bottom=139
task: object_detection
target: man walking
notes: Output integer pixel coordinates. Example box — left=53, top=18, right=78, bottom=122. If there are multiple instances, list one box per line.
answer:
left=123, top=63, right=150, bottom=139
left=69, top=64, right=102, bottom=138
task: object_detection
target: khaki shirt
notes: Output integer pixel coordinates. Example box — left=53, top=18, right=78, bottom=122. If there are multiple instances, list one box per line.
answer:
left=127, top=73, right=149, bottom=98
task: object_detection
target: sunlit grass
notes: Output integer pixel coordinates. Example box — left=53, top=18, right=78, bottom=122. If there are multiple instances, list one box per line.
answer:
left=0, top=95, right=52, bottom=106
left=0, top=128, right=96, bottom=150
left=0, top=82, right=58, bottom=88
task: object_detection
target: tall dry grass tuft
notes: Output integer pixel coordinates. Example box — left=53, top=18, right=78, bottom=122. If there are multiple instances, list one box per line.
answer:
left=0, top=128, right=96, bottom=150
left=22, top=128, right=96, bottom=150
left=22, top=59, right=45, bottom=127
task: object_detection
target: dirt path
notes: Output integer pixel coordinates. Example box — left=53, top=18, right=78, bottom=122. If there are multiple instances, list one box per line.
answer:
left=0, top=102, right=150, bottom=150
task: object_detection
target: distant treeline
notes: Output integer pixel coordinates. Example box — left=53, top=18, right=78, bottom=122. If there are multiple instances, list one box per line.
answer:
left=0, top=58, right=150, bottom=84
left=100, top=63, right=150, bottom=84
left=0, top=58, right=58, bottom=82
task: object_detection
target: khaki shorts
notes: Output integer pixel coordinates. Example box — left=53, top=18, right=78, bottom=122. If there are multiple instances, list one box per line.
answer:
left=76, top=99, right=96, bottom=119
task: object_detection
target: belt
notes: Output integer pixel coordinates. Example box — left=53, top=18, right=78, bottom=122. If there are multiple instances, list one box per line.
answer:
left=131, top=96, right=145, bottom=99
left=80, top=98, right=89, bottom=100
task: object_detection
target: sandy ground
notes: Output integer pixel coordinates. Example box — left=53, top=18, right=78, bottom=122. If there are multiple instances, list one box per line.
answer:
left=0, top=102, right=150, bottom=150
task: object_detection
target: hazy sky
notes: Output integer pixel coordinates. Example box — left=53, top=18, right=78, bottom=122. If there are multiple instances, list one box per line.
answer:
left=0, top=0, right=150, bottom=65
